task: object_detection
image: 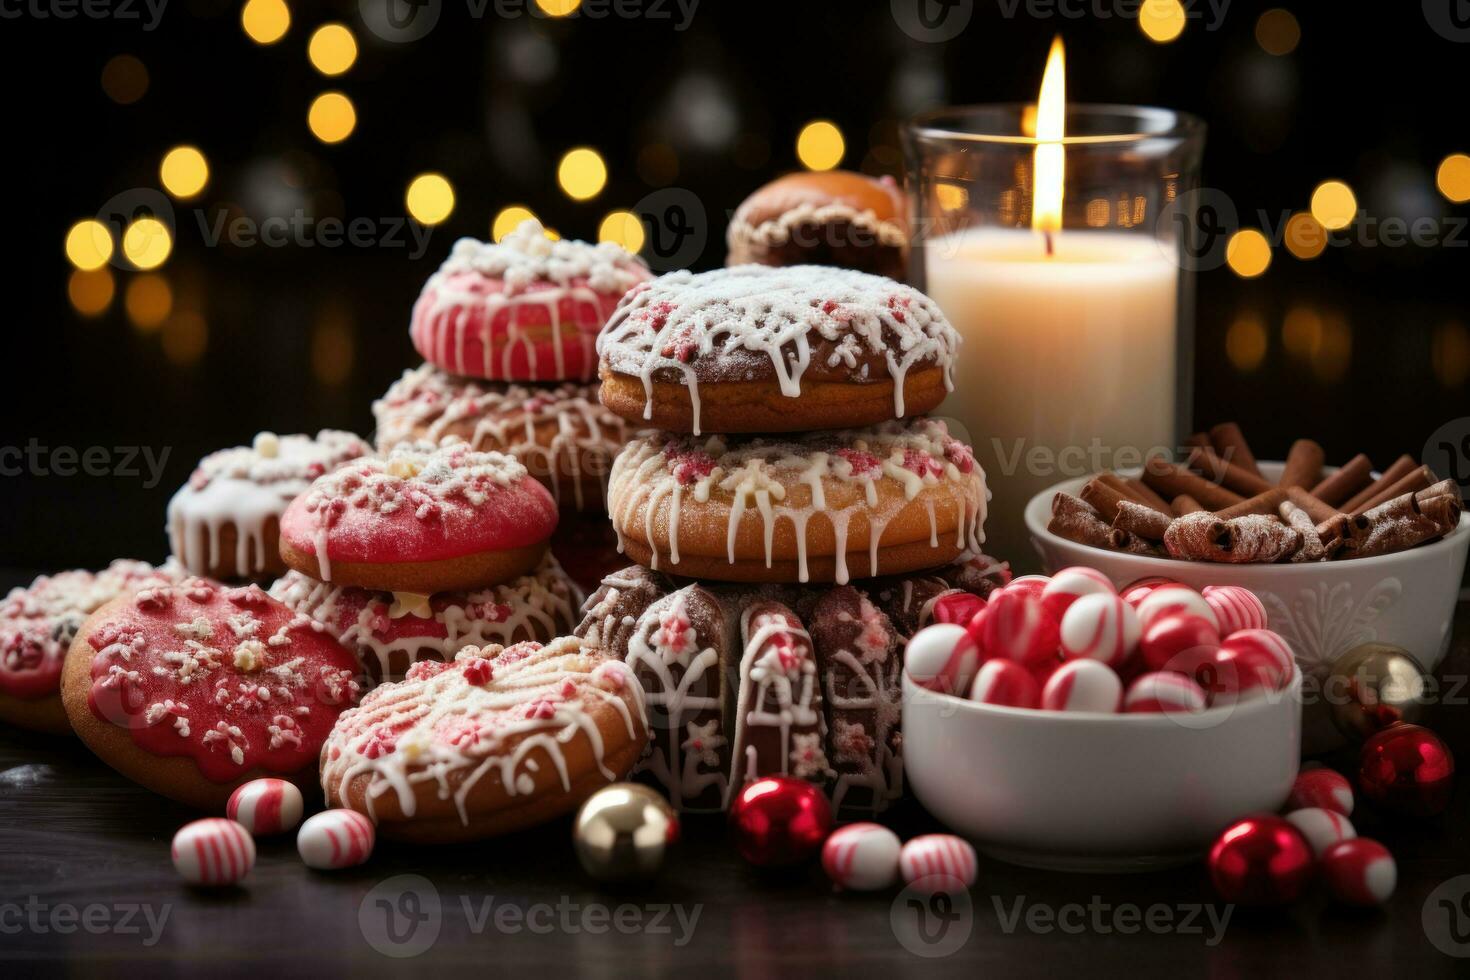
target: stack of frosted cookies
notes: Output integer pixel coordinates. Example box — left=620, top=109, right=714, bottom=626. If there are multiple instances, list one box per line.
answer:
left=373, top=220, right=651, bottom=590
left=589, top=263, right=996, bottom=815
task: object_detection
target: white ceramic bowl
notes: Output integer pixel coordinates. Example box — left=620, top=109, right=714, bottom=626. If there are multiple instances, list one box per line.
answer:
left=1024, top=462, right=1470, bottom=752
left=902, top=671, right=1302, bottom=872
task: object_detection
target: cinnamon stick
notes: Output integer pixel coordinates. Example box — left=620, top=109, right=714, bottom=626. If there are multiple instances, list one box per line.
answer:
left=1080, top=477, right=1134, bottom=524
left=1285, top=486, right=1341, bottom=526
left=1125, top=477, right=1173, bottom=515
left=1171, top=494, right=1205, bottom=516
left=1187, top=446, right=1275, bottom=497
left=1279, top=439, right=1325, bottom=490
left=1113, top=499, right=1172, bottom=541
left=1049, top=493, right=1114, bottom=549
left=1311, top=453, right=1373, bottom=507
left=1342, top=490, right=1463, bottom=558
left=1208, top=423, right=1262, bottom=478
left=1350, top=465, right=1437, bottom=517
left=1341, top=455, right=1417, bottom=514
left=1141, top=457, right=1244, bottom=511
left=1214, top=488, right=1290, bottom=521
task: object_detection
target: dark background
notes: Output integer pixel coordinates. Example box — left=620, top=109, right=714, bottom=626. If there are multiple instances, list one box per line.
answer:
left=3, top=0, right=1468, bottom=572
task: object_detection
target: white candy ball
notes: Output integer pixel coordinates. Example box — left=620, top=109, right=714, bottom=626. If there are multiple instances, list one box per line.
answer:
left=1058, top=593, right=1140, bottom=668
left=1040, top=566, right=1115, bottom=620
left=172, top=818, right=256, bottom=886
left=1135, top=584, right=1218, bottom=631
left=822, top=822, right=902, bottom=891
left=1123, top=671, right=1208, bottom=714
left=904, top=623, right=980, bottom=697
left=227, top=778, right=304, bottom=836
left=298, top=809, right=376, bottom=870
left=1285, top=807, right=1356, bottom=857
left=899, top=834, right=978, bottom=893
left=1040, top=659, right=1122, bottom=713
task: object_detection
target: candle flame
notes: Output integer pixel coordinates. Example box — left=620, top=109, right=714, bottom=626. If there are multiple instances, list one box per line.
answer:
left=1031, top=36, right=1066, bottom=236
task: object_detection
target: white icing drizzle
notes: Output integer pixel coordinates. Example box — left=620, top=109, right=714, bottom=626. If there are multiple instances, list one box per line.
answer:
left=726, top=200, right=909, bottom=250
left=596, top=264, right=961, bottom=434
left=166, top=431, right=370, bottom=579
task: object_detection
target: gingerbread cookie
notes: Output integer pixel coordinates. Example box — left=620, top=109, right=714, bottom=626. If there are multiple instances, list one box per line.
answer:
left=61, top=579, right=361, bottom=809
left=319, top=637, right=648, bottom=842
left=410, top=221, right=650, bottom=382
left=1, top=560, right=183, bottom=734
left=726, top=170, right=909, bottom=280
left=167, top=431, right=371, bottom=581
left=371, top=365, right=632, bottom=511
left=596, top=264, right=959, bottom=435
left=269, top=554, right=581, bottom=683
left=278, top=443, right=558, bottom=594
left=607, top=419, right=988, bottom=584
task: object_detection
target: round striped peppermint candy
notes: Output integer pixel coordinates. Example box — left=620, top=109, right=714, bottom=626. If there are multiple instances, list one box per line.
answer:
left=1040, top=659, right=1122, bottom=713
left=1286, top=767, right=1353, bottom=816
left=1201, top=585, right=1268, bottom=637
left=1285, top=807, right=1356, bottom=857
left=822, top=822, right=901, bottom=891
left=1059, top=593, right=1139, bottom=668
left=1135, top=584, right=1218, bottom=631
left=1120, top=577, right=1178, bottom=608
left=1219, top=629, right=1295, bottom=680
left=298, top=809, right=375, bottom=870
left=969, top=658, right=1040, bottom=709
left=899, top=834, right=977, bottom=894
left=227, top=778, right=304, bottom=836
left=172, top=818, right=256, bottom=886
left=1321, top=838, right=1396, bottom=906
left=1123, top=671, right=1207, bottom=714
left=905, top=623, right=981, bottom=697
left=1040, top=567, right=1115, bottom=621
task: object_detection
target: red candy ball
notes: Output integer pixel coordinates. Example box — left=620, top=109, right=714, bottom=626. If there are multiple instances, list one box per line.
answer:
left=1208, top=814, right=1315, bottom=905
left=1358, top=724, right=1455, bottom=817
left=1286, top=767, right=1353, bottom=816
left=728, top=776, right=833, bottom=867
left=1200, top=635, right=1290, bottom=704
left=1321, top=838, right=1397, bottom=906
left=930, top=591, right=986, bottom=627
left=1139, top=613, right=1221, bottom=675
left=979, top=589, right=1059, bottom=669
left=969, top=658, right=1040, bottom=709
left=1002, top=575, right=1050, bottom=600
left=1120, top=576, right=1177, bottom=608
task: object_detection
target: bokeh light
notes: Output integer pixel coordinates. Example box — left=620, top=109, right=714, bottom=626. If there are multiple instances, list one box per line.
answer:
left=65, top=220, right=114, bottom=270
left=1432, top=322, right=1470, bottom=387
left=1283, top=212, right=1326, bottom=259
left=1225, top=229, right=1272, bottom=278
left=121, top=217, right=172, bottom=270
left=1225, top=312, right=1268, bottom=372
left=534, top=0, right=582, bottom=14
left=1255, top=9, right=1300, bottom=56
left=125, top=274, right=173, bottom=331
left=241, top=0, right=290, bottom=45
left=1312, top=313, right=1352, bottom=383
left=1282, top=306, right=1323, bottom=359
left=1310, top=180, right=1357, bottom=231
left=162, top=311, right=207, bottom=365
left=1139, top=0, right=1186, bottom=44
left=406, top=173, right=456, bottom=225
left=309, top=24, right=358, bottom=76
left=311, top=308, right=355, bottom=386
left=308, top=92, right=356, bottom=144
left=67, top=269, right=115, bottom=317
left=598, top=210, right=645, bottom=253
left=557, top=148, right=608, bottom=201
left=1436, top=154, right=1470, bottom=203
left=100, top=54, right=148, bottom=104
left=160, top=146, right=210, bottom=199
left=492, top=206, right=538, bottom=242
left=796, top=120, right=845, bottom=171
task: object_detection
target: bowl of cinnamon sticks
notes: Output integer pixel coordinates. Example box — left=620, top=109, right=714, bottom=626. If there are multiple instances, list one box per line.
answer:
left=1024, top=423, right=1468, bottom=751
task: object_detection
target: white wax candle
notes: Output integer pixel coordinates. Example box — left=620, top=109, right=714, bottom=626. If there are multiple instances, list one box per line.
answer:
left=924, top=227, right=1180, bottom=569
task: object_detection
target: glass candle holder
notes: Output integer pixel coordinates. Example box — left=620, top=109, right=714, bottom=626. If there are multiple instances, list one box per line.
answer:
left=904, top=104, right=1205, bottom=571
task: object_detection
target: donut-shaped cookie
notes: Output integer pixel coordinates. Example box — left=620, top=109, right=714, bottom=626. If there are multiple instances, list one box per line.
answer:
left=60, top=579, right=362, bottom=809
left=278, top=444, right=558, bottom=595
left=168, top=431, right=371, bottom=581
left=371, top=365, right=631, bottom=511
left=597, top=264, right=960, bottom=435
left=727, top=170, right=909, bottom=280
left=1, top=560, right=183, bottom=734
left=269, top=554, right=581, bottom=683
left=410, top=221, right=650, bottom=382
left=607, top=419, right=988, bottom=585
left=320, top=637, right=648, bottom=842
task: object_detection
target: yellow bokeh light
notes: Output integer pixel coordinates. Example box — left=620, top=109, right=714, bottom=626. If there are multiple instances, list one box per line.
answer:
left=68, top=269, right=115, bottom=317
left=1432, top=322, right=1470, bottom=388
left=1225, top=229, right=1271, bottom=279
left=557, top=148, right=608, bottom=201
left=406, top=173, right=456, bottom=225
left=1225, top=313, right=1268, bottom=372
left=160, top=146, right=209, bottom=199
left=1283, top=212, right=1326, bottom=260
left=1282, top=306, right=1322, bottom=359
left=1436, top=153, right=1470, bottom=204
left=309, top=23, right=358, bottom=76
left=1312, top=313, right=1352, bottom=383
left=122, top=217, right=172, bottom=270
left=65, top=219, right=114, bottom=271
left=241, top=0, right=290, bottom=45
left=492, top=206, right=538, bottom=242
left=312, top=310, right=355, bottom=387
left=1310, top=180, right=1357, bottom=231
left=1255, top=9, right=1300, bottom=56
left=1139, top=0, right=1186, bottom=44
left=162, top=311, right=208, bottom=366
left=534, top=0, right=582, bottom=14
left=308, top=92, right=356, bottom=144
left=796, top=120, right=845, bottom=171
left=125, top=274, right=173, bottom=331
left=936, top=184, right=969, bottom=212
left=597, top=210, right=645, bottom=253
left=101, top=54, right=149, bottom=104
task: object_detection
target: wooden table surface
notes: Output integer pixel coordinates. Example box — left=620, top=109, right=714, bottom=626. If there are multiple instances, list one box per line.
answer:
left=3, top=582, right=1467, bottom=978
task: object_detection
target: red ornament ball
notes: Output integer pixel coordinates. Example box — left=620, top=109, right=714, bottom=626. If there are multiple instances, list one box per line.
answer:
left=728, top=776, right=833, bottom=867
left=1208, top=814, right=1315, bottom=905
left=1358, top=723, right=1455, bottom=817
left=1321, top=838, right=1397, bottom=906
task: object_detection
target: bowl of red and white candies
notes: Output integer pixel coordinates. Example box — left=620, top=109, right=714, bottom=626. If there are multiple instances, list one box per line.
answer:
left=901, top=568, right=1302, bottom=872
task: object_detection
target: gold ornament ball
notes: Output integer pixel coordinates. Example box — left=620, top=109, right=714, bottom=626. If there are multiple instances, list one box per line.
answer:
left=573, top=783, right=679, bottom=883
left=1327, top=642, right=1430, bottom=741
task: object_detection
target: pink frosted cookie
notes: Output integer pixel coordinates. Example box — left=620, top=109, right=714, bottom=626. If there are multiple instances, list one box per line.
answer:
left=60, top=579, right=362, bottom=809
left=410, top=221, right=650, bottom=382
left=278, top=443, right=559, bottom=595
left=597, top=264, right=961, bottom=435
left=1, top=559, right=183, bottom=734
left=167, top=431, right=371, bottom=581
left=320, top=637, right=648, bottom=842
left=269, top=554, right=581, bottom=683
left=371, top=366, right=632, bottom=511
